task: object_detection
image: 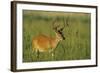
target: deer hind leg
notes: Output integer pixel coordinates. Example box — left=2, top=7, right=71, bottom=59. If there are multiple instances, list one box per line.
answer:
left=31, top=48, right=38, bottom=61
left=32, top=48, right=38, bottom=61
left=31, top=49, right=35, bottom=61
left=35, top=49, right=40, bottom=61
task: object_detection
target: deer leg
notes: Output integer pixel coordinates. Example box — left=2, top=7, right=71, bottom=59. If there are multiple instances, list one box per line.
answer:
left=36, top=50, right=40, bottom=61
left=52, top=52, right=54, bottom=57
left=37, top=50, right=40, bottom=60
left=49, top=49, right=55, bottom=60
left=31, top=50, right=35, bottom=61
left=51, top=49, right=55, bottom=60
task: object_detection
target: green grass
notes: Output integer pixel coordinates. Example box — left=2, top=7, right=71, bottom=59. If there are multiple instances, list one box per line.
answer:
left=23, top=10, right=91, bottom=62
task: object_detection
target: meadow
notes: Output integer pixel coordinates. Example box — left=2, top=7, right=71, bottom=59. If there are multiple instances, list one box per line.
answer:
left=23, top=10, right=91, bottom=62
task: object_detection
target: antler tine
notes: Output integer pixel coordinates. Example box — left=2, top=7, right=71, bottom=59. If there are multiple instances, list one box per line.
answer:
left=59, top=17, right=65, bottom=31
left=63, top=17, right=66, bottom=28
left=52, top=18, right=56, bottom=29
left=59, top=16, right=69, bottom=31
left=52, top=18, right=60, bottom=30
left=66, top=16, right=69, bottom=26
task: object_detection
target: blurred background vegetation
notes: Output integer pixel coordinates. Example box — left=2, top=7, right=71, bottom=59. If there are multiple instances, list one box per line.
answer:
left=23, top=10, right=91, bottom=62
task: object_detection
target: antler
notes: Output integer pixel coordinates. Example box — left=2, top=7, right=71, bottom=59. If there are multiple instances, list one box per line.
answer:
left=66, top=16, right=69, bottom=26
left=52, top=18, right=60, bottom=31
left=52, top=16, right=69, bottom=31
left=58, top=17, right=67, bottom=31
left=52, top=17, right=67, bottom=40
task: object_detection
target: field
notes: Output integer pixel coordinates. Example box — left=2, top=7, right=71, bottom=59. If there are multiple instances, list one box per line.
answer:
left=23, top=10, right=91, bottom=62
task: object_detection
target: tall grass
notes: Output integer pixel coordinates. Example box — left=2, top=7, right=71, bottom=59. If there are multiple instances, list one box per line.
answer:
left=23, top=10, right=91, bottom=62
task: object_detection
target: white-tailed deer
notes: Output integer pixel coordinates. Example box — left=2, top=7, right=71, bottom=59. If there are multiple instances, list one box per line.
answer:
left=32, top=18, right=67, bottom=59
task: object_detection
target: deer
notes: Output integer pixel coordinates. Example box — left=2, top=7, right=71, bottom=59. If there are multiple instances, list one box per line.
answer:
left=32, top=18, right=67, bottom=60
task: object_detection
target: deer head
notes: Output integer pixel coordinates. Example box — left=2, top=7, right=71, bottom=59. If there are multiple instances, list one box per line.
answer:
left=52, top=17, right=68, bottom=40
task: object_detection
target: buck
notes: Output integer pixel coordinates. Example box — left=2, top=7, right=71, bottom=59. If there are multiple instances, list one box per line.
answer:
left=32, top=18, right=67, bottom=59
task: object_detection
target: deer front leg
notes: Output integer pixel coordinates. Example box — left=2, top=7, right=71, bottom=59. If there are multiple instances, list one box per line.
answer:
left=49, top=48, right=55, bottom=60
left=51, top=49, right=55, bottom=60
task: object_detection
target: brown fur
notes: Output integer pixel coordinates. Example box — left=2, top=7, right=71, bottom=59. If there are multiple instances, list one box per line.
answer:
left=32, top=33, right=61, bottom=52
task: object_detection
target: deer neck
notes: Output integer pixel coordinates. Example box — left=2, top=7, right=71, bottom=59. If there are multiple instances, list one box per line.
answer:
left=50, top=32, right=62, bottom=49
left=55, top=32, right=62, bottom=43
